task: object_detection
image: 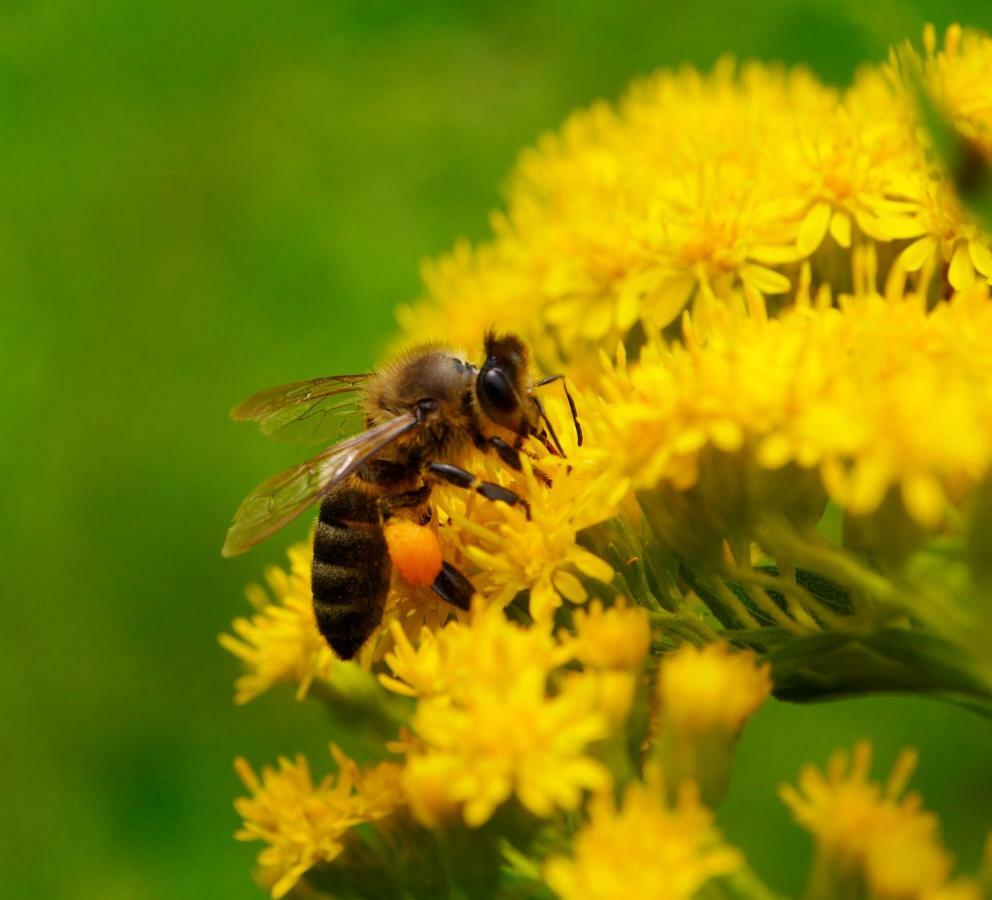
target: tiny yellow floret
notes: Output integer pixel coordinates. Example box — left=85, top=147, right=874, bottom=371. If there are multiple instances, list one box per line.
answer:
left=780, top=742, right=967, bottom=900
left=657, top=642, right=772, bottom=736
left=544, top=777, right=742, bottom=899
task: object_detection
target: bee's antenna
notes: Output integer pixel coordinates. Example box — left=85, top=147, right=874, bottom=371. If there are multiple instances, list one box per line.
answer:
left=533, top=374, right=583, bottom=447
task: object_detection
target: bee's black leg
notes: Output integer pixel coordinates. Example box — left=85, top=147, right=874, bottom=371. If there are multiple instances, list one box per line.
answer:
left=486, top=435, right=522, bottom=470
left=427, top=462, right=531, bottom=519
left=431, top=561, right=475, bottom=611
left=533, top=373, right=583, bottom=447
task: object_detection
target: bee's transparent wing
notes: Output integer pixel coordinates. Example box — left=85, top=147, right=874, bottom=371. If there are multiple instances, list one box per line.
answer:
left=222, top=411, right=419, bottom=557
left=231, top=374, right=372, bottom=444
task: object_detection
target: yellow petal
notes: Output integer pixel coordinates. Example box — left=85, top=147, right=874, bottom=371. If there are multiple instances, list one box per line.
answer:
left=751, top=243, right=802, bottom=265
left=847, top=457, right=890, bottom=515
left=645, top=273, right=696, bottom=327
left=742, top=264, right=791, bottom=294
left=949, top=242, right=976, bottom=290
left=570, top=548, right=614, bottom=583
left=797, top=202, right=832, bottom=256
left=757, top=433, right=794, bottom=469
left=530, top=578, right=561, bottom=622
left=553, top=569, right=588, bottom=604
left=829, top=211, right=852, bottom=248
left=899, top=237, right=936, bottom=272
left=901, top=475, right=945, bottom=528
left=968, top=238, right=992, bottom=277
left=709, top=420, right=743, bottom=452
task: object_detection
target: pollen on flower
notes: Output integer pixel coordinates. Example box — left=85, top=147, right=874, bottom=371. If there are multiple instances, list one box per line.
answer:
left=655, top=642, right=772, bottom=736
left=234, top=748, right=403, bottom=899
left=780, top=742, right=971, bottom=900
left=219, top=542, right=335, bottom=703
left=543, top=776, right=743, bottom=900
left=380, top=603, right=614, bottom=827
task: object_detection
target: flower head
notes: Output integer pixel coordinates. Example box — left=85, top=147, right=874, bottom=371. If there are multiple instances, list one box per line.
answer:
left=560, top=599, right=651, bottom=670
left=543, top=776, right=742, bottom=900
left=381, top=604, right=618, bottom=827
left=220, top=542, right=336, bottom=703
left=656, top=642, right=772, bottom=737
left=435, top=393, right=622, bottom=623
left=923, top=23, right=992, bottom=159
left=234, top=748, right=403, bottom=898
left=780, top=742, right=969, bottom=900
left=596, top=275, right=992, bottom=533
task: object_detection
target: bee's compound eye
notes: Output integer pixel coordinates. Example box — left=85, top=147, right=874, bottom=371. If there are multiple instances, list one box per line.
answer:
left=479, top=367, right=517, bottom=415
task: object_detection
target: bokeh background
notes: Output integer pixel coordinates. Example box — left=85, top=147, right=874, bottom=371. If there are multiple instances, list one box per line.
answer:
left=4, top=0, right=992, bottom=896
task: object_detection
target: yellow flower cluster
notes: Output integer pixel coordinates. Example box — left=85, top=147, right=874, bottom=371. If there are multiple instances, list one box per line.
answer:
left=219, top=543, right=336, bottom=703
left=397, top=26, right=992, bottom=383
left=923, top=23, right=992, bottom=159
left=234, top=747, right=403, bottom=898
left=544, top=776, right=742, bottom=900
left=224, top=23, right=992, bottom=900
left=380, top=603, right=643, bottom=827
left=780, top=742, right=981, bottom=900
left=595, top=276, right=992, bottom=531
left=437, top=406, right=622, bottom=623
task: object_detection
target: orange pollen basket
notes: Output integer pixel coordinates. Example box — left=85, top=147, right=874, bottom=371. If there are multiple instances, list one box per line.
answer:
left=384, top=519, right=444, bottom=587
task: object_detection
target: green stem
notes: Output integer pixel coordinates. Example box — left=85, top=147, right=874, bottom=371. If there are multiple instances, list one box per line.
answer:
left=709, top=576, right=763, bottom=630
left=721, top=564, right=836, bottom=630
left=757, top=517, right=898, bottom=607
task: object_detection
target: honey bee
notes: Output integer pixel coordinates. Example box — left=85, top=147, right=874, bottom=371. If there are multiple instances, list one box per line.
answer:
left=223, top=332, right=579, bottom=659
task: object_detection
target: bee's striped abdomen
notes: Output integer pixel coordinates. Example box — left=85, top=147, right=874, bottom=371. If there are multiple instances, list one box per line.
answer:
left=311, top=482, right=390, bottom=660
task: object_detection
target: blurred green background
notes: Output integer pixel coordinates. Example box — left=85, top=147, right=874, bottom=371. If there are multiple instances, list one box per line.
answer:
left=3, top=0, right=992, bottom=896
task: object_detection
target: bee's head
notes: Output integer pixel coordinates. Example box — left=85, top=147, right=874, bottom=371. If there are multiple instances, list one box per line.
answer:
left=476, top=330, right=535, bottom=436
left=477, top=330, right=577, bottom=457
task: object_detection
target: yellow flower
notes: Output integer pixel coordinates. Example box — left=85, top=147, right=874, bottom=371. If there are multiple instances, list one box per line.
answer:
left=439, top=393, right=622, bottom=624
left=560, top=599, right=651, bottom=670
left=780, top=742, right=969, bottom=900
left=656, top=642, right=771, bottom=737
left=780, top=65, right=925, bottom=256
left=596, top=273, right=992, bottom=532
left=648, top=642, right=771, bottom=806
left=899, top=177, right=992, bottom=291
left=234, top=747, right=403, bottom=898
left=543, top=776, right=742, bottom=900
left=923, top=23, right=992, bottom=159
left=219, top=542, right=335, bottom=703
left=381, top=604, right=613, bottom=827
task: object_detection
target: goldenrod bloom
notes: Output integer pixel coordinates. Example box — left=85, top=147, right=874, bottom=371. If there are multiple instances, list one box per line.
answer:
left=544, top=776, right=742, bottom=900
left=234, top=748, right=403, bottom=898
left=381, top=605, right=615, bottom=826
left=923, top=23, right=992, bottom=159
left=225, top=25, right=992, bottom=900
left=597, top=277, right=992, bottom=533
left=781, top=742, right=975, bottom=900
left=560, top=598, right=651, bottom=670
left=656, top=642, right=772, bottom=737
left=439, top=395, right=622, bottom=623
left=650, top=642, right=771, bottom=805
left=220, top=542, right=336, bottom=703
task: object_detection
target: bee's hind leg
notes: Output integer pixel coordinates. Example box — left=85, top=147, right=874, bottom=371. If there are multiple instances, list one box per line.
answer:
left=431, top=561, right=475, bottom=611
